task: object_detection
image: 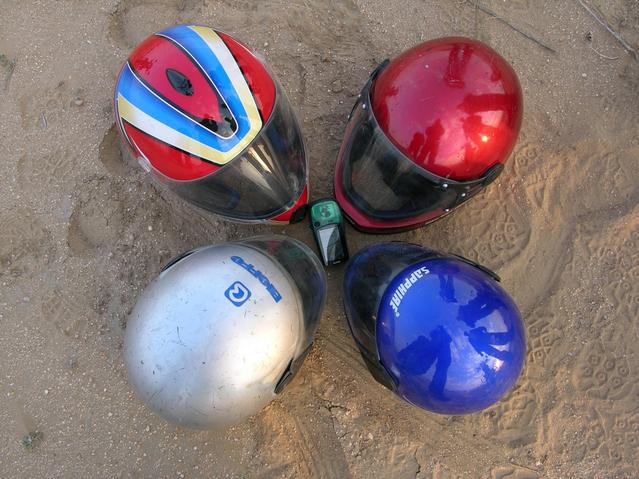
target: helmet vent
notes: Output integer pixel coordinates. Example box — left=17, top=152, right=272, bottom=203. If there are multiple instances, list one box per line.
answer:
left=199, top=113, right=237, bottom=138
left=166, top=68, right=193, bottom=96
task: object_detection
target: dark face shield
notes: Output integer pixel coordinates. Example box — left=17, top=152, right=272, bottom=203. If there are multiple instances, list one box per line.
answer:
left=335, top=65, right=502, bottom=231
left=342, top=242, right=438, bottom=388
left=164, top=87, right=307, bottom=222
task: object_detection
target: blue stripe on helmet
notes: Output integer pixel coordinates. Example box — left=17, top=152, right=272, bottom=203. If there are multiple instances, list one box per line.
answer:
left=118, top=64, right=242, bottom=153
left=159, top=25, right=251, bottom=141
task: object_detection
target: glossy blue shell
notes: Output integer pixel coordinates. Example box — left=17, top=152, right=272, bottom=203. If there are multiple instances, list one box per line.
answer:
left=377, top=258, right=525, bottom=414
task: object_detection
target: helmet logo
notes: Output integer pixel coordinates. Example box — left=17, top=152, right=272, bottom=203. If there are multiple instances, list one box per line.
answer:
left=231, top=256, right=282, bottom=303
left=224, top=281, right=251, bottom=307
left=389, top=267, right=430, bottom=317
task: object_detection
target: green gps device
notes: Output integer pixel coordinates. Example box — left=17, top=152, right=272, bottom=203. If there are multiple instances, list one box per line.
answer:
left=309, top=198, right=349, bottom=266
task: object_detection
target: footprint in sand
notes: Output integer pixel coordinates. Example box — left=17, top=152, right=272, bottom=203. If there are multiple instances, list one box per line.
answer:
left=67, top=178, right=125, bottom=256
left=572, top=340, right=634, bottom=401
left=0, top=209, right=53, bottom=279
left=107, top=0, right=201, bottom=50
left=99, top=124, right=137, bottom=177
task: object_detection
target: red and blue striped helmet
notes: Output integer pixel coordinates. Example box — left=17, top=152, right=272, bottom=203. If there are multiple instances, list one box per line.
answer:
left=114, top=25, right=308, bottom=223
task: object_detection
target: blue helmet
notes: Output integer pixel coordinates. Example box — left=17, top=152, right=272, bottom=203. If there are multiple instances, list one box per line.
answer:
left=343, top=241, right=525, bottom=415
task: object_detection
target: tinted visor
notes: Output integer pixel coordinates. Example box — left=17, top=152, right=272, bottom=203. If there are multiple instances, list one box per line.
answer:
left=241, top=236, right=327, bottom=356
left=167, top=88, right=306, bottom=221
left=343, top=242, right=439, bottom=389
left=338, top=67, right=501, bottom=222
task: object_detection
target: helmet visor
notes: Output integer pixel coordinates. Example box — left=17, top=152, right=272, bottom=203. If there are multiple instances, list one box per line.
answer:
left=240, top=236, right=327, bottom=356
left=165, top=87, right=306, bottom=221
left=337, top=68, right=500, bottom=224
left=343, top=242, right=438, bottom=388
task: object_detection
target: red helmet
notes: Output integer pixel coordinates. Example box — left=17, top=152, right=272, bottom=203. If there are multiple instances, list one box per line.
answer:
left=335, top=37, right=523, bottom=232
left=114, top=25, right=308, bottom=224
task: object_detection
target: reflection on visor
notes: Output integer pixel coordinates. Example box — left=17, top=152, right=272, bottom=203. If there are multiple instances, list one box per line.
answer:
left=339, top=77, right=498, bottom=222
left=166, top=88, right=307, bottom=221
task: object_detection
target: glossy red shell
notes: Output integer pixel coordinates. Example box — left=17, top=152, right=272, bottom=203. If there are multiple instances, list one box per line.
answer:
left=129, top=35, right=228, bottom=123
left=371, top=37, right=523, bottom=181
left=128, top=31, right=275, bottom=124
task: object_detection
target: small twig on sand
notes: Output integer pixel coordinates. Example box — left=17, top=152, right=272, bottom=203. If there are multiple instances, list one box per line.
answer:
left=473, top=0, right=479, bottom=39
left=577, top=0, right=638, bottom=62
left=589, top=45, right=619, bottom=60
left=469, top=1, right=557, bottom=53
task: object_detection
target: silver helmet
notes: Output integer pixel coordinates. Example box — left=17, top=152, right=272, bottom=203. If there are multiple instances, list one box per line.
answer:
left=124, top=235, right=326, bottom=429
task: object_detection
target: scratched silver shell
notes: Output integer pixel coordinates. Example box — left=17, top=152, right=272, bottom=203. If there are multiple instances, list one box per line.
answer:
left=124, top=235, right=326, bottom=429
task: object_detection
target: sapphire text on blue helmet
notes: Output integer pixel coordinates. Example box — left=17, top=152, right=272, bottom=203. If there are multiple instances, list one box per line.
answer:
left=388, top=266, right=430, bottom=317
left=343, top=241, right=526, bottom=415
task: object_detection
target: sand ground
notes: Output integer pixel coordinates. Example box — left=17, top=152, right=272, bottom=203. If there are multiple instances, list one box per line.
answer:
left=1, top=1, right=638, bottom=478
